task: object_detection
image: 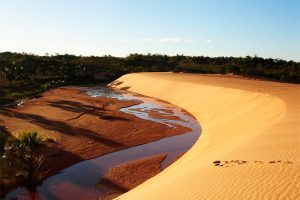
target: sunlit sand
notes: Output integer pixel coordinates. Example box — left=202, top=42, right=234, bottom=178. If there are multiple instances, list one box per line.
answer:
left=112, top=72, right=300, bottom=200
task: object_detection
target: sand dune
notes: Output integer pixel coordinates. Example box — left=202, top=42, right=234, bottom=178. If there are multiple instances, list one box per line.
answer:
left=110, top=72, right=300, bottom=200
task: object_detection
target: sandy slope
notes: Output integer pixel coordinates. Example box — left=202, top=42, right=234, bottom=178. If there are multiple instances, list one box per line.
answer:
left=110, top=72, right=300, bottom=200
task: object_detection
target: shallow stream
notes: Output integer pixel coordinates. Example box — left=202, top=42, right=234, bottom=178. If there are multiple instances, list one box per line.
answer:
left=4, top=86, right=201, bottom=200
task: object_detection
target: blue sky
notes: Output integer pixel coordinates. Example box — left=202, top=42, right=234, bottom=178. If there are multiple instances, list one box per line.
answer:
left=0, top=0, right=299, bottom=61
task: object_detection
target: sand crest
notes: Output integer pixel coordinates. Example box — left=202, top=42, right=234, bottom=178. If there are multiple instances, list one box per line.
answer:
left=111, top=72, right=300, bottom=200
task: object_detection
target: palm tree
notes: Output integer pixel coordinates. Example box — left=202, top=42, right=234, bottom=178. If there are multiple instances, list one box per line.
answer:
left=18, top=132, right=45, bottom=183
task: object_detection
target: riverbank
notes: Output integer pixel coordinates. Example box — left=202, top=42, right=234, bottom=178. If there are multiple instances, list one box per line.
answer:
left=98, top=154, right=167, bottom=200
left=0, top=86, right=192, bottom=196
left=111, top=72, right=300, bottom=200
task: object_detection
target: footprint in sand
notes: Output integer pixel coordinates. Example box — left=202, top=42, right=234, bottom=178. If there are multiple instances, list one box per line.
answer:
left=213, top=160, right=247, bottom=167
left=269, top=160, right=280, bottom=164
left=254, top=160, right=264, bottom=164
left=213, top=160, right=294, bottom=167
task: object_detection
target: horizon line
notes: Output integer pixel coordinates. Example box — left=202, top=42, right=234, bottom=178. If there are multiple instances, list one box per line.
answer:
left=1, top=51, right=299, bottom=62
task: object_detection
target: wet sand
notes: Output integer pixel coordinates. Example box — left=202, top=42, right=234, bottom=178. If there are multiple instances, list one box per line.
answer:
left=97, top=154, right=167, bottom=200
left=0, top=86, right=191, bottom=196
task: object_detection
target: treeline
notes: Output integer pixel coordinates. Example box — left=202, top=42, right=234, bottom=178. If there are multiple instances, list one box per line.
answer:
left=0, top=52, right=299, bottom=104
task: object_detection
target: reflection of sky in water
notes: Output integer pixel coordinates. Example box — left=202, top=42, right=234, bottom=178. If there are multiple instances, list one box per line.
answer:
left=87, top=87, right=193, bottom=129
left=87, top=87, right=137, bottom=101
left=121, top=103, right=185, bottom=128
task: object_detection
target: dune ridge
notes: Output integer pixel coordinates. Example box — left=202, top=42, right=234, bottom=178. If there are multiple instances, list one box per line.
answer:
left=110, top=72, right=300, bottom=200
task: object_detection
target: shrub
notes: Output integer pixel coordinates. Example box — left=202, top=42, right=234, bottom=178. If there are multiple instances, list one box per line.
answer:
left=226, top=65, right=240, bottom=74
left=0, top=126, right=11, bottom=155
left=2, top=131, right=45, bottom=184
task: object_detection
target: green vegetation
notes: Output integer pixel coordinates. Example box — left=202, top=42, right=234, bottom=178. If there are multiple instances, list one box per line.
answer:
left=0, top=130, right=46, bottom=191
left=0, top=52, right=299, bottom=105
left=0, top=126, right=11, bottom=156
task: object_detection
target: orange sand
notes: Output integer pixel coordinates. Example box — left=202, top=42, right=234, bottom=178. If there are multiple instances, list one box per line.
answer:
left=111, top=72, right=300, bottom=200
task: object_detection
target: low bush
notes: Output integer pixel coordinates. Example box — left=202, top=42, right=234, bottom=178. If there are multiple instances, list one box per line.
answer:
left=1, top=131, right=45, bottom=186
left=0, top=126, right=11, bottom=155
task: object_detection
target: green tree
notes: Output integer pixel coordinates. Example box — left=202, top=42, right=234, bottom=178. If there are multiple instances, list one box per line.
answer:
left=5, top=132, right=45, bottom=184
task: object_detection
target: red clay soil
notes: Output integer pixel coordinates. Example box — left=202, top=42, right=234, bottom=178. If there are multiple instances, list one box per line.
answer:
left=0, top=86, right=191, bottom=195
left=97, top=154, right=167, bottom=200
